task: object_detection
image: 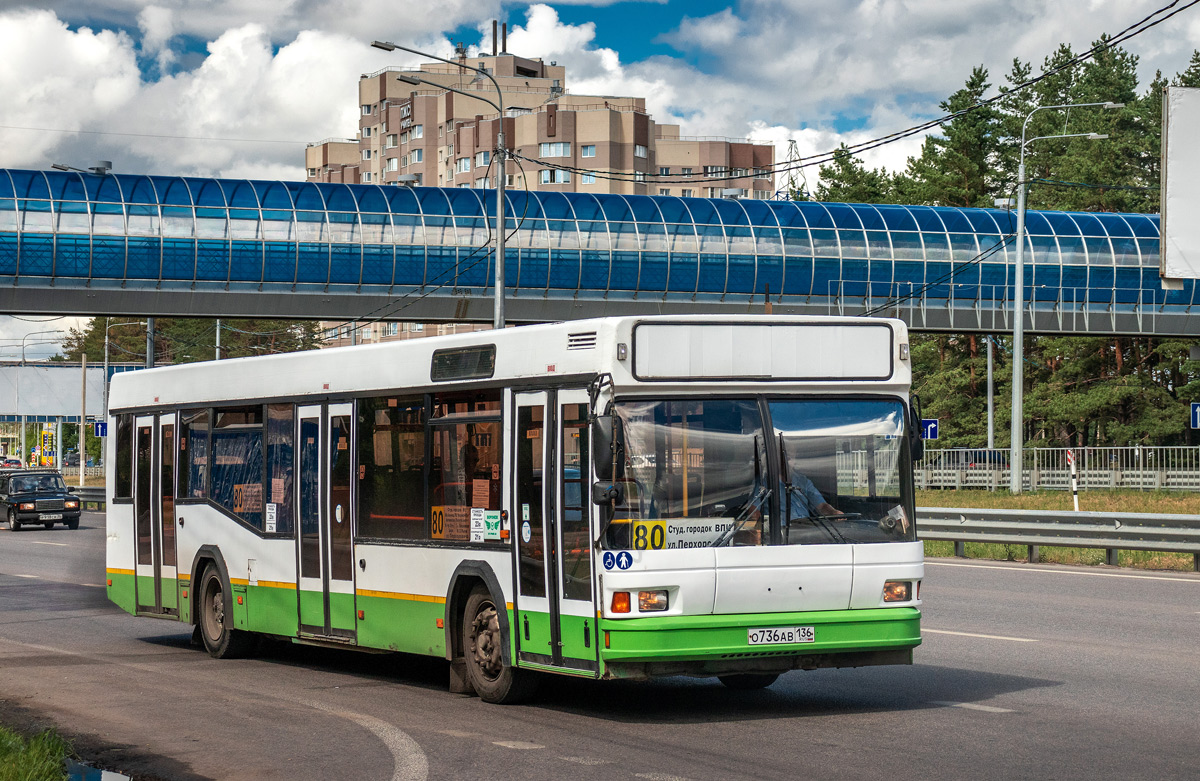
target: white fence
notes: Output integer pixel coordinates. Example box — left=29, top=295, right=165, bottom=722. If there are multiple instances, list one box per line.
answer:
left=917, top=446, right=1200, bottom=492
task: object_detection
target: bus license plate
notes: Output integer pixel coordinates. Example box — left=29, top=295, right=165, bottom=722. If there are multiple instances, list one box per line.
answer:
left=748, top=626, right=815, bottom=645
left=39, top=513, right=63, bottom=521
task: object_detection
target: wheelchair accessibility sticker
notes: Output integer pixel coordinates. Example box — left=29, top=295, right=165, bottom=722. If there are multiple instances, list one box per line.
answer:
left=603, top=551, right=633, bottom=570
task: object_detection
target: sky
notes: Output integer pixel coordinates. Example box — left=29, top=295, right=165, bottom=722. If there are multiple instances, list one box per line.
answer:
left=2, top=0, right=1200, bottom=356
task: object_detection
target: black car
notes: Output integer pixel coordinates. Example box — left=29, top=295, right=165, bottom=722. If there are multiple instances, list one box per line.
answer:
left=2, top=470, right=81, bottom=530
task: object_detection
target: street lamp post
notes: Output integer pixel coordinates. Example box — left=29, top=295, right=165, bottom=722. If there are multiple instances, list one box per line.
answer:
left=1009, top=101, right=1122, bottom=493
left=21, top=330, right=65, bottom=364
left=103, top=319, right=144, bottom=420
left=372, top=40, right=508, bottom=330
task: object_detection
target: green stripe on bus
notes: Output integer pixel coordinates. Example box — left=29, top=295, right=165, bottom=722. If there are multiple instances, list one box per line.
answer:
left=107, top=571, right=136, bottom=614
left=354, top=592, right=446, bottom=656
left=598, top=607, right=921, bottom=662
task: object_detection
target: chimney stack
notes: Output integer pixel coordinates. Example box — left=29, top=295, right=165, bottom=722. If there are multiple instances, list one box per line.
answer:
left=492, top=20, right=497, bottom=56
left=502, top=23, right=507, bottom=53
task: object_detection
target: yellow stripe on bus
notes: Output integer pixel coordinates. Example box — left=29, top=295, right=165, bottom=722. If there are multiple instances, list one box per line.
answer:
left=106, top=568, right=135, bottom=577
left=356, top=588, right=446, bottom=604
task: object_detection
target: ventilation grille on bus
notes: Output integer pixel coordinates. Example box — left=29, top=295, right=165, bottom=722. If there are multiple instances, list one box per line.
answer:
left=567, top=331, right=597, bottom=350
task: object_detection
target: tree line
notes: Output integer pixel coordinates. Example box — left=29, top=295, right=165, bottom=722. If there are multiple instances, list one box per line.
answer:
left=808, top=40, right=1200, bottom=449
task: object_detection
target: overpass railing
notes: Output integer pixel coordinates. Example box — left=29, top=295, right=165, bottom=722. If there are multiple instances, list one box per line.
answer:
left=917, top=446, right=1200, bottom=492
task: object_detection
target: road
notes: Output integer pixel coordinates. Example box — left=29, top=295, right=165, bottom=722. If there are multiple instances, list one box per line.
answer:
left=1, top=513, right=1199, bottom=780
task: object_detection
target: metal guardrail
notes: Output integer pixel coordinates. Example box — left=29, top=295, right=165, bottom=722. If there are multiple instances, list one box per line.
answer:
left=71, top=487, right=105, bottom=511
left=920, top=506, right=1200, bottom=571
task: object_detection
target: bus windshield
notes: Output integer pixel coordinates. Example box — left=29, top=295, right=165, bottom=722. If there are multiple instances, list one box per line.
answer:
left=602, top=397, right=915, bottom=549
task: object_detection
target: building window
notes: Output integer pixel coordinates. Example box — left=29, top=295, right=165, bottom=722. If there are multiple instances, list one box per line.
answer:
left=753, top=189, right=772, bottom=199
left=411, top=124, right=423, bottom=139
left=659, top=167, right=670, bottom=176
left=634, top=145, right=648, bottom=158
left=474, top=177, right=490, bottom=189
left=682, top=167, right=693, bottom=175
left=361, top=105, right=372, bottom=115
left=682, top=189, right=694, bottom=197
left=386, top=134, right=398, bottom=148
left=455, top=157, right=472, bottom=173
left=411, top=148, right=423, bottom=163
left=581, top=144, right=596, bottom=158
left=658, top=188, right=670, bottom=196
left=635, top=172, right=645, bottom=182
left=581, top=173, right=596, bottom=185
left=539, top=142, right=571, bottom=157
left=361, top=150, right=372, bottom=161
left=363, top=127, right=373, bottom=138
left=539, top=169, right=571, bottom=184
left=307, top=168, right=317, bottom=177
left=362, top=172, right=372, bottom=182
left=732, top=167, right=751, bottom=178
left=705, top=165, right=727, bottom=178
left=475, top=151, right=491, bottom=167
left=386, top=157, right=399, bottom=172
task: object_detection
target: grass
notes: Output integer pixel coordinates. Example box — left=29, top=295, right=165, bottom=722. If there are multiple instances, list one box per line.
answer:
left=917, top=488, right=1200, bottom=572
left=0, top=725, right=71, bottom=781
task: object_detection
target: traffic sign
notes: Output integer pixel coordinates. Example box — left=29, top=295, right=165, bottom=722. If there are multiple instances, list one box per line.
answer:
left=1191, top=403, right=1200, bottom=430
left=93, top=421, right=108, bottom=437
left=921, top=419, right=939, bottom=440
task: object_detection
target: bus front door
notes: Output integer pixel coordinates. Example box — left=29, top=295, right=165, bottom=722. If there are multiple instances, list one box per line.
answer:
left=133, top=413, right=178, bottom=616
left=512, top=390, right=599, bottom=674
left=296, top=403, right=356, bottom=641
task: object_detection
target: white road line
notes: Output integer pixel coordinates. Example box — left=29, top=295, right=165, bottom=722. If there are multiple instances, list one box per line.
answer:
left=927, top=560, right=1200, bottom=583
left=559, top=757, right=612, bottom=766
left=303, top=700, right=428, bottom=781
left=493, top=740, right=544, bottom=750
left=10, top=574, right=38, bottom=579
left=930, top=700, right=1014, bottom=713
left=924, top=628, right=1037, bottom=643
left=30, top=541, right=68, bottom=547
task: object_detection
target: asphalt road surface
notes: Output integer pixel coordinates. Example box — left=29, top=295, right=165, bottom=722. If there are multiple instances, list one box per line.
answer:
left=1, top=513, right=1198, bottom=780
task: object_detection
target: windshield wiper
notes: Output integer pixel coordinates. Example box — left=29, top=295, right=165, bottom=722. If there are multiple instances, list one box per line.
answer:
left=710, top=486, right=771, bottom=547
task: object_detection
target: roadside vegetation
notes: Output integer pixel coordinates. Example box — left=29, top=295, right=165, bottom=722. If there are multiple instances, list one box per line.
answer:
left=918, top=488, right=1199, bottom=571
left=0, top=725, right=70, bottom=781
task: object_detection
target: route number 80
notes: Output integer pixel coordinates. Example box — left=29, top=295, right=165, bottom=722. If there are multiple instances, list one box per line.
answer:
left=632, top=519, right=666, bottom=550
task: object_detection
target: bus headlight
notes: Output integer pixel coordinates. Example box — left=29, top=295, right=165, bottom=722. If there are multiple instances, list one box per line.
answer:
left=883, top=581, right=912, bottom=602
left=638, top=590, right=668, bottom=612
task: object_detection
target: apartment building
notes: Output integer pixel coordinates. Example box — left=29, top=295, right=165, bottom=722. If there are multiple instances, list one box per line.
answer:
left=306, top=47, right=775, bottom=199
left=321, top=320, right=491, bottom=349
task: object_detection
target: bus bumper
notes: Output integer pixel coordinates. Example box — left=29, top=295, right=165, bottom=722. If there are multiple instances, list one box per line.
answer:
left=598, top=606, right=920, bottom=680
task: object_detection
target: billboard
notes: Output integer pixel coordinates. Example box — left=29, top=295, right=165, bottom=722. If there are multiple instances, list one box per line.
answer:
left=1161, top=86, right=1200, bottom=282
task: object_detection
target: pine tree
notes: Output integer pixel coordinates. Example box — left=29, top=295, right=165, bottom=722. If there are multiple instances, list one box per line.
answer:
left=812, top=145, right=896, bottom=203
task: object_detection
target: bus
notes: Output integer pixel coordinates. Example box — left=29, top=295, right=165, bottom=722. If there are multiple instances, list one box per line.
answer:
left=104, top=315, right=924, bottom=703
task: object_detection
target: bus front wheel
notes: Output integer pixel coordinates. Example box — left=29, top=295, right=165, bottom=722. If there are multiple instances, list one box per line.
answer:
left=198, top=565, right=256, bottom=659
left=462, top=586, right=536, bottom=704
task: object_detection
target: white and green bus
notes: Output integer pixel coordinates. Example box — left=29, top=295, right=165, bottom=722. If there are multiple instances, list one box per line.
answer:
left=105, top=315, right=924, bottom=703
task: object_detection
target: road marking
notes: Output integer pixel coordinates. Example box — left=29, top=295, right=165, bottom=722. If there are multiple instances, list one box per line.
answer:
left=435, top=729, right=477, bottom=738
left=303, top=700, right=428, bottom=781
left=931, top=700, right=1014, bottom=713
left=636, top=774, right=693, bottom=781
left=560, top=757, right=612, bottom=766
left=924, top=628, right=1037, bottom=643
left=30, top=541, right=68, bottom=547
left=492, top=740, right=544, bottom=750
left=10, top=574, right=38, bottom=579
left=927, top=560, right=1200, bottom=583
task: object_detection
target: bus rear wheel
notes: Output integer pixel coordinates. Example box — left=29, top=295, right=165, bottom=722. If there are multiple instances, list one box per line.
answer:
left=462, top=586, right=536, bottom=704
left=198, top=565, right=256, bottom=659
left=718, top=673, right=780, bottom=690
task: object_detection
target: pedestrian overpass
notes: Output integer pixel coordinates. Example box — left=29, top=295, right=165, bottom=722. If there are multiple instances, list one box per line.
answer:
left=0, top=168, right=1187, bottom=335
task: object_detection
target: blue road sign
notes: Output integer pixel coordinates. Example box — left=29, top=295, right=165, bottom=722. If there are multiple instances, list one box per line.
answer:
left=93, top=422, right=108, bottom=437
left=1192, top=403, right=1200, bottom=430
left=921, top=419, right=939, bottom=440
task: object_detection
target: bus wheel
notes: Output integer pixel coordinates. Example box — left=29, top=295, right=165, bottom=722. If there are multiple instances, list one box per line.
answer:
left=718, top=673, right=780, bottom=690
left=198, top=565, right=256, bottom=659
left=8, top=509, right=20, bottom=531
left=462, top=586, right=536, bottom=704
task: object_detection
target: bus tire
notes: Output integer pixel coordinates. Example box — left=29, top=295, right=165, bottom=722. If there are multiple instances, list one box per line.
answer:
left=718, top=673, right=780, bottom=690
left=462, top=586, right=536, bottom=704
left=198, top=564, right=256, bottom=659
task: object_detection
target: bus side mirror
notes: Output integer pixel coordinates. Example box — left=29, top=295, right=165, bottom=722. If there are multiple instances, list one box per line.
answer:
left=591, top=481, right=623, bottom=506
left=909, top=396, right=925, bottom=462
left=592, top=414, right=614, bottom=481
